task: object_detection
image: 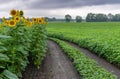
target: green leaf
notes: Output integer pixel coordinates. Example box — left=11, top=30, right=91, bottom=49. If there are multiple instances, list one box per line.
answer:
left=2, top=70, right=18, bottom=79
left=0, top=77, right=4, bottom=79
left=0, top=66, right=5, bottom=69
left=0, top=53, right=9, bottom=62
left=0, top=35, right=11, bottom=39
left=0, top=46, right=7, bottom=52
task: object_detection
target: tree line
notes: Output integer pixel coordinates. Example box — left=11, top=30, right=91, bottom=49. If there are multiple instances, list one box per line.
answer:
left=86, top=13, right=120, bottom=22
left=1, top=13, right=120, bottom=22
left=46, top=13, right=120, bottom=22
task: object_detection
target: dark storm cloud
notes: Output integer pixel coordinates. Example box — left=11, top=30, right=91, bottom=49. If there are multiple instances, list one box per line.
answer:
left=28, top=0, right=120, bottom=9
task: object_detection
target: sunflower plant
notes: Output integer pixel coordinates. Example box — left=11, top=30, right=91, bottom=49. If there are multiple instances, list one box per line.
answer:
left=0, top=9, right=47, bottom=79
left=30, top=23, right=47, bottom=69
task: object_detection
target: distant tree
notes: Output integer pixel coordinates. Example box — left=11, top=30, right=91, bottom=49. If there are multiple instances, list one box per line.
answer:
left=86, top=13, right=108, bottom=22
left=65, top=14, right=72, bottom=22
left=86, top=13, right=120, bottom=22
left=96, top=14, right=108, bottom=22
left=113, top=14, right=120, bottom=21
left=44, top=17, right=49, bottom=21
left=107, top=13, right=114, bottom=21
left=76, top=16, right=82, bottom=22
left=86, top=13, right=96, bottom=22
left=44, top=17, right=49, bottom=20
left=52, top=17, right=56, bottom=21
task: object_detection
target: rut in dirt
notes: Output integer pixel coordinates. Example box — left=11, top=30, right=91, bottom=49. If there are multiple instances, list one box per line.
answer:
left=66, top=41, right=120, bottom=78
left=22, top=40, right=80, bottom=79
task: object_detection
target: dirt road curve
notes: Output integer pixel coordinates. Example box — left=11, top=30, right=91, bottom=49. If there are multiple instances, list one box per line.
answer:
left=43, top=40, right=80, bottom=79
left=22, top=40, right=80, bottom=79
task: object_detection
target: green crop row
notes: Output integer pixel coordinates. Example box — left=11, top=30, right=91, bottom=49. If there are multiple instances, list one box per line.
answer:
left=0, top=24, right=47, bottom=79
left=50, top=37, right=117, bottom=79
left=47, top=22, right=120, bottom=68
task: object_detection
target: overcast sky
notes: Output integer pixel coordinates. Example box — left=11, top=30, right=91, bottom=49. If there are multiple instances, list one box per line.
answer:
left=1, top=0, right=120, bottom=19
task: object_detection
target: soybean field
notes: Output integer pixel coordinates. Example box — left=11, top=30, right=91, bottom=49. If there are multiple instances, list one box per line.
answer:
left=46, top=22, right=120, bottom=79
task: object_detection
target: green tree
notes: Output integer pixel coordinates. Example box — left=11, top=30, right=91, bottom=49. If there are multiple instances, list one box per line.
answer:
left=113, top=14, right=120, bottom=21
left=96, top=14, right=108, bottom=22
left=107, top=13, right=114, bottom=21
left=65, top=14, right=72, bottom=22
left=86, top=13, right=96, bottom=22
left=76, top=16, right=82, bottom=22
left=86, top=13, right=108, bottom=22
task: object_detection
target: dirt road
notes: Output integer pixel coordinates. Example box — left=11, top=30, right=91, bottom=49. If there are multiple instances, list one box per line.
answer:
left=22, top=40, right=80, bottom=79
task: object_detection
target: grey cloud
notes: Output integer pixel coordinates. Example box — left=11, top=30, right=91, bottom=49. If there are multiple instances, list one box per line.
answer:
left=0, top=0, right=12, bottom=4
left=27, top=0, right=120, bottom=9
left=0, top=0, right=29, bottom=5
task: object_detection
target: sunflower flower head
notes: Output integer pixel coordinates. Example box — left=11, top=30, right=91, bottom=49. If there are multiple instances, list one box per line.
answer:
left=37, top=18, right=44, bottom=24
left=2, top=17, right=6, bottom=22
left=32, top=18, right=37, bottom=23
left=10, top=9, right=17, bottom=17
left=8, top=20, right=16, bottom=27
left=14, top=16, right=20, bottom=23
left=19, top=10, right=24, bottom=17
left=4, top=20, right=9, bottom=26
left=27, top=22, right=33, bottom=27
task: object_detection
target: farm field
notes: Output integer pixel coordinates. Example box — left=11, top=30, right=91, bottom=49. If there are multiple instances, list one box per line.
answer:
left=47, top=22, right=120, bottom=65
left=46, top=22, right=120, bottom=78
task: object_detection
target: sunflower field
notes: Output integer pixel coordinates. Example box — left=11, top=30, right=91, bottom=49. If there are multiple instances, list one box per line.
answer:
left=0, top=9, right=47, bottom=79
